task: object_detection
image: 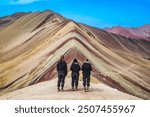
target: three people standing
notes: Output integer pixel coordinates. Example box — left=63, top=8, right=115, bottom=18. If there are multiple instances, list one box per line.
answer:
left=57, top=56, right=92, bottom=92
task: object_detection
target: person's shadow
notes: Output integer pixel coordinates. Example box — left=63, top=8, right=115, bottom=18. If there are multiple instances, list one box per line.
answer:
left=62, top=88, right=83, bottom=92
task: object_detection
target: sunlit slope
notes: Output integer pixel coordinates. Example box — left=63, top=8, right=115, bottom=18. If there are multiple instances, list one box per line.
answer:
left=0, top=11, right=149, bottom=99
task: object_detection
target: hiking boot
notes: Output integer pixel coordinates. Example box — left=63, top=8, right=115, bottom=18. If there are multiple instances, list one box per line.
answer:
left=61, top=87, right=64, bottom=91
left=72, top=87, right=74, bottom=91
left=58, top=87, right=60, bottom=92
left=87, top=87, right=89, bottom=92
left=84, top=87, right=86, bottom=92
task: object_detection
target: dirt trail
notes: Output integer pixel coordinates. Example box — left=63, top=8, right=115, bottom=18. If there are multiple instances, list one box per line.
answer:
left=0, top=76, right=140, bottom=100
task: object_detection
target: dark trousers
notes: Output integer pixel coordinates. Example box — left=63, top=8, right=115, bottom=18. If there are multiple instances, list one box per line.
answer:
left=57, top=72, right=65, bottom=88
left=71, top=73, right=79, bottom=88
left=83, top=74, right=90, bottom=87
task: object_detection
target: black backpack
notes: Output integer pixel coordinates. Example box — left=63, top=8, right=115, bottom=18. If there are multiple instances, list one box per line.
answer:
left=58, top=61, right=65, bottom=70
left=72, top=63, right=80, bottom=73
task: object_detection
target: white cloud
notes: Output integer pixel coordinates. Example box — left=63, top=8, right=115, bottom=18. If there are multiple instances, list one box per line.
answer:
left=10, top=0, right=45, bottom=5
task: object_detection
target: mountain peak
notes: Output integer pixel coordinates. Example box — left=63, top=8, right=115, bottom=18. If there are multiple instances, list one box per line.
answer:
left=43, top=9, right=54, bottom=13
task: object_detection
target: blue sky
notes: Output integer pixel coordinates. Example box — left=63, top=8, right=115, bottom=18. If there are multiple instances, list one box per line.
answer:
left=0, top=0, right=150, bottom=28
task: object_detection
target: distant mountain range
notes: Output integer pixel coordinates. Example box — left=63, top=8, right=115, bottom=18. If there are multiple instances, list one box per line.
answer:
left=1, top=12, right=150, bottom=40
left=104, top=25, right=150, bottom=40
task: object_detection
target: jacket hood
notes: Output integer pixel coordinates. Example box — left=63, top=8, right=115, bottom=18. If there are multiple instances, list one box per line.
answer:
left=85, top=61, right=90, bottom=63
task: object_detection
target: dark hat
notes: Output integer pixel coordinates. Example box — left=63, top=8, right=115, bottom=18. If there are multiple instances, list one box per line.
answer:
left=73, top=58, right=77, bottom=62
left=61, top=55, right=64, bottom=59
left=60, top=55, right=64, bottom=61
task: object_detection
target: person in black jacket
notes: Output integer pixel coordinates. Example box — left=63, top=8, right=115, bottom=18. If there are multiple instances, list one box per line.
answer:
left=82, top=59, right=92, bottom=92
left=57, top=56, right=67, bottom=91
left=70, top=58, right=81, bottom=91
